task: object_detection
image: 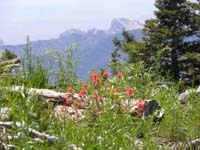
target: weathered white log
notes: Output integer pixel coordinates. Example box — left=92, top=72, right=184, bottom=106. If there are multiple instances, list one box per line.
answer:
left=8, top=86, right=81, bottom=101
left=4, top=144, right=17, bottom=150
left=0, top=121, right=58, bottom=142
left=186, top=138, right=200, bottom=150
left=68, top=143, right=83, bottom=150
left=0, top=121, right=82, bottom=149
left=2, top=64, right=20, bottom=70
left=0, top=58, right=20, bottom=66
left=0, top=121, right=21, bottom=128
left=28, top=128, right=59, bottom=141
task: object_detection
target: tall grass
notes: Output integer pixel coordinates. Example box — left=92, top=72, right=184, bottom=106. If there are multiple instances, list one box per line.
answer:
left=0, top=42, right=199, bottom=150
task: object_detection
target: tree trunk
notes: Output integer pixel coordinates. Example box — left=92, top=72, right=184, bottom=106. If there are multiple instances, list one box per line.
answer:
left=171, top=37, right=179, bottom=81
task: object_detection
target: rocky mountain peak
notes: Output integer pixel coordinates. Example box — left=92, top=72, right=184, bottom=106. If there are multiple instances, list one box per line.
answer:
left=59, top=29, right=85, bottom=38
left=59, top=18, right=143, bottom=38
left=109, top=17, right=143, bottom=32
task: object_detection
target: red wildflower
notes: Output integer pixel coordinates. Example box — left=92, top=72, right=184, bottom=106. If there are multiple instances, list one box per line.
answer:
left=98, top=96, right=104, bottom=103
left=97, top=109, right=103, bottom=115
left=91, top=72, right=101, bottom=84
left=91, top=95, right=97, bottom=100
left=78, top=89, right=86, bottom=98
left=78, top=102, right=85, bottom=109
left=125, top=87, right=134, bottom=97
left=134, top=100, right=148, bottom=112
left=103, top=70, right=110, bottom=78
left=117, top=72, right=123, bottom=79
left=67, top=86, right=74, bottom=93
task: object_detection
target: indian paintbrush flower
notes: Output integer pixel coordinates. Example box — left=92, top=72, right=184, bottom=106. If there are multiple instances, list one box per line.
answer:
left=125, top=87, right=134, bottom=97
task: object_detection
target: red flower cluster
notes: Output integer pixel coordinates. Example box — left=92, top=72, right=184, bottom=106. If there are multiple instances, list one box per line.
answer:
left=98, top=96, right=104, bottom=103
left=134, top=99, right=148, bottom=112
left=103, top=70, right=110, bottom=78
left=125, top=87, right=134, bottom=97
left=67, top=86, right=74, bottom=93
left=91, top=72, right=101, bottom=84
left=78, top=89, right=86, bottom=98
left=117, top=72, right=123, bottom=79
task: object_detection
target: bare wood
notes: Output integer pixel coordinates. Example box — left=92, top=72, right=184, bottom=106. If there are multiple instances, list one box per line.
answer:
left=0, top=121, right=58, bottom=142
left=0, top=121, right=16, bottom=128
left=3, top=64, right=20, bottom=69
left=0, top=121, right=82, bottom=149
left=187, top=139, right=200, bottom=150
left=28, top=128, right=59, bottom=141
left=9, top=86, right=81, bottom=101
left=0, top=141, right=5, bottom=150
left=0, top=58, right=21, bottom=66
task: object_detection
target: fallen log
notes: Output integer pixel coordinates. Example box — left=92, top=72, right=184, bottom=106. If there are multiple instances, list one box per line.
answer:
left=0, top=58, right=20, bottom=67
left=2, top=64, right=20, bottom=70
left=0, top=121, right=83, bottom=149
left=0, top=121, right=58, bottom=142
left=8, top=86, right=81, bottom=102
left=28, top=128, right=59, bottom=141
left=186, top=138, right=200, bottom=150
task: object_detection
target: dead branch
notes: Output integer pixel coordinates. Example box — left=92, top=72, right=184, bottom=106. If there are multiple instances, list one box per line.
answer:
left=0, top=121, right=82, bottom=149
left=0, top=121, right=58, bottom=142
left=187, top=138, right=200, bottom=150
left=28, top=128, right=59, bottom=141
left=0, top=58, right=20, bottom=67
left=2, top=64, right=20, bottom=70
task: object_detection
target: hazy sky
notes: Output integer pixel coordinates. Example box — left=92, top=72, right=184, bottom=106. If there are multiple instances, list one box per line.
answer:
left=0, top=0, right=156, bottom=45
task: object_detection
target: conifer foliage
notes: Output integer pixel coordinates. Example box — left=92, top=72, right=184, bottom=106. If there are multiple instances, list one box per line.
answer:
left=143, top=0, right=200, bottom=83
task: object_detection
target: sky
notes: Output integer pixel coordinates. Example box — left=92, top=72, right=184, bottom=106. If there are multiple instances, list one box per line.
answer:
left=0, top=0, right=156, bottom=45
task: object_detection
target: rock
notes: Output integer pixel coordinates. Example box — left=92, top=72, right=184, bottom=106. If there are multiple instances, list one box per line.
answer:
left=144, top=100, right=161, bottom=117
left=0, top=107, right=10, bottom=120
left=178, top=86, right=200, bottom=104
left=134, top=139, right=143, bottom=150
left=197, top=86, right=200, bottom=94
left=130, top=99, right=164, bottom=122
left=144, top=100, right=165, bottom=122
left=178, top=90, right=190, bottom=104
left=53, top=105, right=85, bottom=121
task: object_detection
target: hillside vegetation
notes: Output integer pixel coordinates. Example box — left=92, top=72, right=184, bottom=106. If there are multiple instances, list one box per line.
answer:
left=0, top=47, right=199, bottom=149
left=0, top=0, right=200, bottom=149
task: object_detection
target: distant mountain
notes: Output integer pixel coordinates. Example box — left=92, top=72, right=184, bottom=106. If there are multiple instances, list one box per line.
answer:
left=0, top=18, right=143, bottom=80
left=109, top=18, right=143, bottom=32
left=0, top=39, right=4, bottom=46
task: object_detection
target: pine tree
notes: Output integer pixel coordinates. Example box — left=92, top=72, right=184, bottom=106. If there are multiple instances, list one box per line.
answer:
left=111, top=30, right=145, bottom=71
left=143, top=0, right=200, bottom=83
